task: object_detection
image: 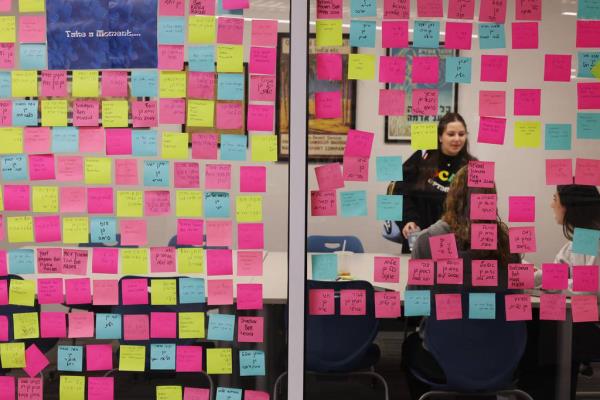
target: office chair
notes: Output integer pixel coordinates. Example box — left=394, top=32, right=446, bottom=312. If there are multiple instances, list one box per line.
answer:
left=307, top=235, right=364, bottom=253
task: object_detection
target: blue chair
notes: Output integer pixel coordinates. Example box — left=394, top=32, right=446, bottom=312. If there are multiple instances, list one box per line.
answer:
left=307, top=235, right=364, bottom=253
left=78, top=233, right=138, bottom=248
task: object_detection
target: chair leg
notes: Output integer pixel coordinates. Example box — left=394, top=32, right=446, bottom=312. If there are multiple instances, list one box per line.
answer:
left=497, top=389, right=535, bottom=400
left=272, top=371, right=288, bottom=400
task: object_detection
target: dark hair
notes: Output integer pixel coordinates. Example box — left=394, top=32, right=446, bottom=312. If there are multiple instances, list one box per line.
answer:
left=557, top=185, right=600, bottom=240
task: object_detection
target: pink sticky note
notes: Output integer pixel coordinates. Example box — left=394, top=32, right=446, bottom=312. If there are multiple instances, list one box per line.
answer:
left=445, top=22, right=472, bottom=50
left=237, top=316, right=264, bottom=342
left=240, top=166, right=266, bottom=193
left=56, top=156, right=83, bottom=182
left=0, top=252, right=5, bottom=276
left=0, top=100, right=12, bottom=126
left=176, top=346, right=203, bottom=372
left=92, top=280, right=119, bottom=305
left=40, top=312, right=67, bottom=338
left=576, top=20, right=600, bottom=48
left=317, top=0, right=343, bottom=19
left=379, top=56, right=406, bottom=84
left=435, top=293, right=462, bottom=320
left=217, top=17, right=244, bottom=45
left=384, top=0, right=410, bottom=19
left=120, top=219, right=147, bottom=246
left=507, top=263, right=535, bottom=289
left=417, top=0, right=443, bottom=17
left=244, top=391, right=269, bottom=400
left=40, top=71, right=68, bottom=97
left=479, top=0, right=506, bottom=22
left=65, top=278, right=92, bottom=305
left=247, top=105, right=274, bottom=132
left=177, top=219, right=204, bottom=246
left=470, top=193, right=497, bottom=220
left=480, top=55, right=508, bottom=82
left=408, top=259, right=435, bottom=285
left=514, top=89, right=541, bottom=116
left=249, top=47, right=277, bottom=75
left=508, top=196, right=535, bottom=222
left=73, top=100, right=100, bottom=127
left=191, top=134, right=218, bottom=160
left=478, top=116, right=506, bottom=145
left=188, top=72, right=215, bottom=99
left=160, top=0, right=185, bottom=15
left=207, top=279, right=234, bottom=306
left=28, top=154, right=56, bottom=181
left=578, top=82, right=600, bottom=110
left=237, top=251, right=263, bottom=276
left=343, top=156, right=368, bottom=182
left=429, top=233, right=459, bottom=260
left=540, top=293, right=566, bottom=321
left=205, top=164, right=231, bottom=190
left=88, top=377, right=114, bottom=400
left=516, top=0, right=541, bottom=20
left=251, top=20, right=277, bottom=47
left=34, top=216, right=62, bottom=243
left=86, top=344, right=113, bottom=371
left=237, top=283, right=263, bottom=310
left=379, top=89, right=405, bottom=116
left=308, top=288, right=335, bottom=315
left=472, top=259, right=498, bottom=287
left=512, top=22, right=538, bottom=49
left=3, top=185, right=30, bottom=211
left=436, top=258, right=464, bottom=285
left=105, top=128, right=132, bottom=155
left=159, top=99, right=186, bottom=124
left=23, top=344, right=49, bottom=378
left=470, top=223, right=497, bottom=250
left=158, top=45, right=185, bottom=70
left=572, top=295, right=599, bottom=323
left=381, top=20, right=409, bottom=48
left=340, top=289, right=366, bottom=316
left=505, top=294, right=532, bottom=321
left=238, top=223, right=264, bottom=250
left=79, top=127, right=105, bottom=153
left=221, top=0, right=249, bottom=10
left=0, top=44, right=14, bottom=69
left=87, top=187, right=114, bottom=214
left=123, top=314, right=150, bottom=341
left=24, top=127, right=51, bottom=154
left=544, top=54, right=571, bottom=82
left=92, top=248, right=119, bottom=274
left=412, top=56, right=438, bottom=84
left=144, top=191, right=171, bottom=216
left=509, top=226, right=537, bottom=253
left=468, top=160, right=495, bottom=188
left=310, top=190, right=337, bottom=217
left=373, top=256, right=400, bottom=283
left=150, top=247, right=177, bottom=273
left=575, top=158, right=600, bottom=186
left=207, top=249, right=233, bottom=276
left=206, top=220, right=232, bottom=247
left=150, top=312, right=177, bottom=339
left=541, top=263, right=569, bottom=290
left=17, top=378, right=41, bottom=400
left=68, top=312, right=95, bottom=338
left=132, top=101, right=158, bottom=128
left=216, top=103, right=243, bottom=130
left=412, top=89, right=438, bottom=116
left=0, top=315, right=7, bottom=341
left=249, top=75, right=276, bottom=102
left=374, top=291, right=401, bottom=318
left=573, top=265, right=599, bottom=292
left=315, top=91, right=342, bottom=119
left=344, top=129, right=373, bottom=158
left=18, top=16, right=46, bottom=43
left=0, top=281, right=6, bottom=304
left=184, top=387, right=210, bottom=400
left=0, top=377, right=14, bottom=400
left=122, top=279, right=149, bottom=305
left=115, top=159, right=139, bottom=185
left=315, top=163, right=344, bottom=191
left=37, top=278, right=64, bottom=304
left=101, top=71, right=128, bottom=97
left=448, top=0, right=475, bottom=19
left=174, top=162, right=200, bottom=188
left=479, top=90, right=505, bottom=117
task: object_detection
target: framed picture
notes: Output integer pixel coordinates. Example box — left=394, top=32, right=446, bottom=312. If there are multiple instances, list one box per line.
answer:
left=385, top=46, right=459, bottom=143
left=276, top=33, right=357, bottom=161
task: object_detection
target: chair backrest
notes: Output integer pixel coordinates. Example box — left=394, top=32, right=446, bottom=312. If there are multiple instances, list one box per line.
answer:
left=79, top=233, right=137, bottom=248
left=167, top=235, right=229, bottom=250
left=305, top=280, right=378, bottom=372
left=307, top=235, right=364, bottom=253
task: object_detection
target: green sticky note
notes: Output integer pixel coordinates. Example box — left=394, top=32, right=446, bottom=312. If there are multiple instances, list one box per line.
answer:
left=311, top=254, right=338, bottom=281
left=340, top=190, right=367, bottom=217
left=573, top=228, right=600, bottom=256
left=376, top=195, right=403, bottom=221
left=404, top=290, right=431, bottom=317
left=469, top=293, right=496, bottom=319
left=578, top=52, right=600, bottom=78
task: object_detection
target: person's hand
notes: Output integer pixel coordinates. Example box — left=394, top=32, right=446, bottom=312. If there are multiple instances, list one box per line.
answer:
left=402, top=222, right=420, bottom=239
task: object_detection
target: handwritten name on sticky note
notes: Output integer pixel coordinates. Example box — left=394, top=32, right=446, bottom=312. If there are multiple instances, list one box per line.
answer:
left=436, top=258, right=463, bottom=285
left=509, top=226, right=537, bottom=253
left=237, top=316, right=264, bottom=343
left=505, top=294, right=532, bottom=321
left=340, top=289, right=366, bottom=315
left=408, top=259, right=434, bottom=285
left=471, top=223, right=497, bottom=250
left=472, top=260, right=498, bottom=287
left=573, top=265, right=600, bottom=292
left=410, top=123, right=437, bottom=150
left=575, top=158, right=600, bottom=186
left=480, top=55, right=508, bottom=82
left=477, top=116, right=506, bottom=145
left=374, top=291, right=401, bottom=318
left=572, top=295, right=599, bottom=323
left=468, top=160, right=495, bottom=188
left=429, top=233, right=459, bottom=260
left=573, top=227, right=600, bottom=256
left=308, top=289, right=334, bottom=315
left=542, top=263, right=569, bottom=290
left=508, top=263, right=535, bottom=289
left=176, top=346, right=203, bottom=372
left=404, top=290, right=431, bottom=317
left=545, top=122, right=572, bottom=149
left=119, top=345, right=146, bottom=372
left=540, top=293, right=567, bottom=321
left=374, top=256, right=400, bottom=283
left=206, top=348, right=232, bottom=374
left=545, top=159, right=572, bottom=185
left=470, top=193, right=497, bottom=220
left=508, top=196, right=536, bottom=222
left=207, top=313, right=235, bottom=341
left=435, top=293, right=462, bottom=320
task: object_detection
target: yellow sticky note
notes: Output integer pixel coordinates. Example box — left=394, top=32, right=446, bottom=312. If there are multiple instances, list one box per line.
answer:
left=84, top=157, right=112, bottom=185
left=13, top=312, right=39, bottom=340
left=59, top=375, right=85, bottom=400
left=0, top=343, right=25, bottom=368
left=206, top=348, right=232, bottom=374
left=0, top=127, right=24, bottom=154
left=178, top=312, right=205, bottom=339
left=72, top=71, right=99, bottom=98
left=0, top=190, right=4, bottom=211
left=119, top=345, right=146, bottom=372
left=592, top=62, right=600, bottom=79
left=11, top=71, right=38, bottom=97
left=62, top=217, right=89, bottom=244
left=176, top=190, right=203, bottom=217
left=9, top=279, right=35, bottom=306
left=117, top=190, right=143, bottom=217
left=0, top=16, right=16, bottom=43
left=151, top=279, right=177, bottom=305
left=177, top=248, right=204, bottom=273
left=316, top=20, right=342, bottom=47
left=32, top=186, right=59, bottom=213
left=251, top=135, right=278, bottom=162
left=19, top=0, right=45, bottom=12
left=411, top=123, right=438, bottom=150
left=216, top=45, right=243, bottom=73
left=236, top=195, right=263, bottom=222
left=41, top=100, right=68, bottom=127
left=348, top=54, right=376, bottom=80
left=161, top=132, right=189, bottom=159
left=101, top=100, right=129, bottom=128
left=7, top=216, right=34, bottom=243
left=514, top=121, right=542, bottom=148
left=121, top=248, right=148, bottom=274
left=186, top=100, right=214, bottom=127
left=159, top=71, right=186, bottom=98
left=157, top=386, right=182, bottom=400
left=188, top=15, right=216, bottom=44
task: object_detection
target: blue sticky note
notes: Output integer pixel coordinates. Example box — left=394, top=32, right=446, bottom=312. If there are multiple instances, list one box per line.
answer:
left=19, top=44, right=47, bottom=70
left=8, top=249, right=35, bottom=274
left=204, top=192, right=231, bottom=218
left=573, top=228, right=600, bottom=257
left=350, top=20, right=376, bottom=48
left=132, top=130, right=158, bottom=156
left=469, top=293, right=496, bottom=319
left=577, top=113, right=600, bottom=140
left=351, top=0, right=376, bottom=16
left=544, top=124, right=572, bottom=150
left=220, top=134, right=247, bottom=161
left=217, top=74, right=244, bottom=101
left=445, top=57, right=472, bottom=84
left=578, top=52, right=600, bottom=78
left=340, top=190, right=367, bottom=217
left=143, top=160, right=170, bottom=186
left=150, top=343, right=176, bottom=370
left=207, top=314, right=235, bottom=341
left=216, top=388, right=243, bottom=400
left=413, top=21, right=440, bottom=49
left=0, top=72, right=11, bottom=98
left=217, top=0, right=243, bottom=15
left=58, top=346, right=83, bottom=372
left=51, top=127, right=79, bottom=153
left=312, top=254, right=338, bottom=281
left=478, top=23, right=506, bottom=50
left=131, top=71, right=158, bottom=97
left=12, top=100, right=38, bottom=126
left=578, top=0, right=600, bottom=20
left=189, top=45, right=215, bottom=72
left=90, top=217, right=117, bottom=244
left=179, top=277, right=206, bottom=304
left=158, top=17, right=185, bottom=44
left=376, top=195, right=403, bottom=221
left=376, top=156, right=403, bottom=181
left=95, top=313, right=122, bottom=339
left=404, top=290, right=431, bottom=317
left=239, top=350, right=266, bottom=376
left=1, top=155, right=28, bottom=181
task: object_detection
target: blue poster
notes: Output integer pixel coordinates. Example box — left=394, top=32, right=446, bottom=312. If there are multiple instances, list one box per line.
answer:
left=46, top=0, right=157, bottom=69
